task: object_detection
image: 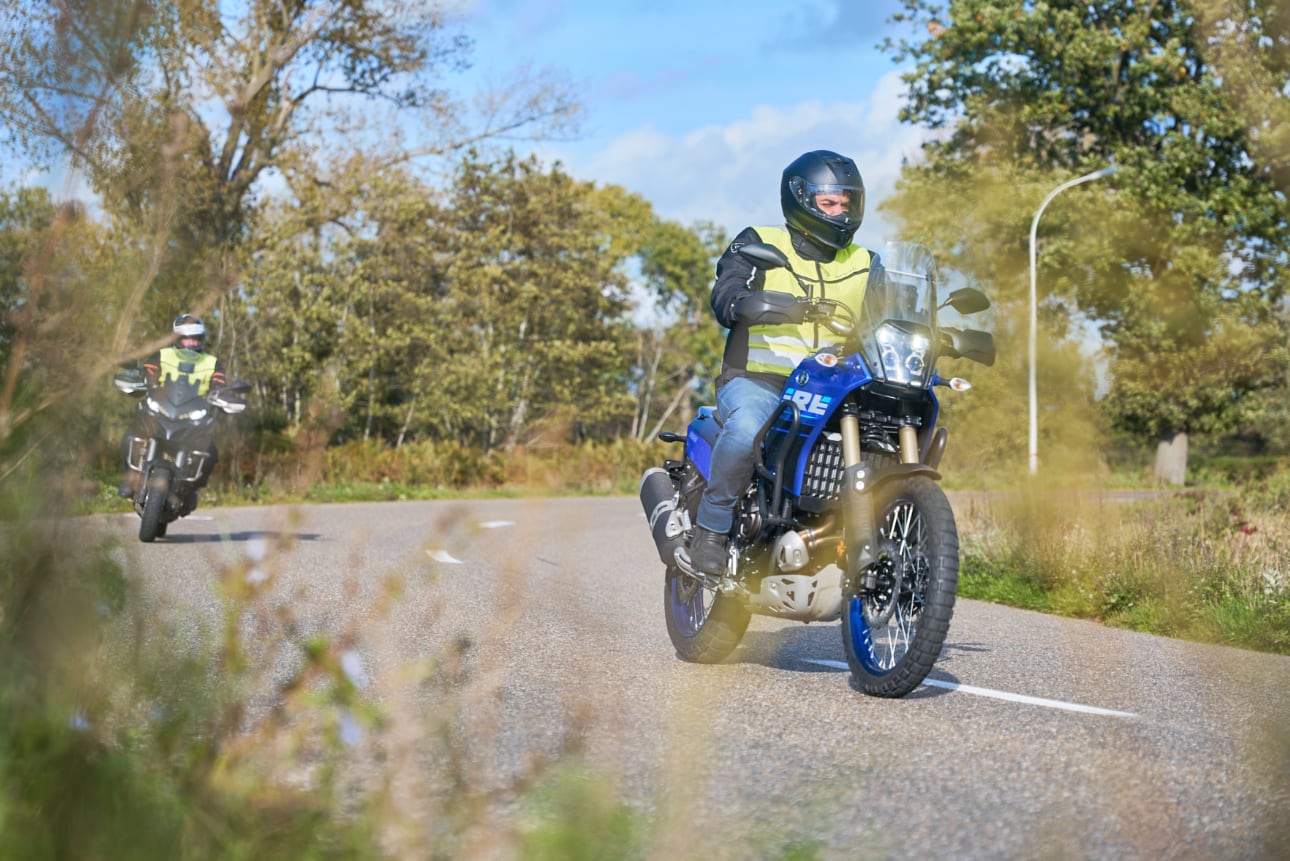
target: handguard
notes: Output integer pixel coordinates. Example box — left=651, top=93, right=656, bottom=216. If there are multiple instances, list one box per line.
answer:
left=731, top=291, right=809, bottom=326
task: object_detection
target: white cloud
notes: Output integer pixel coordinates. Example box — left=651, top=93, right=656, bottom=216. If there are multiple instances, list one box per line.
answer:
left=544, top=69, right=928, bottom=246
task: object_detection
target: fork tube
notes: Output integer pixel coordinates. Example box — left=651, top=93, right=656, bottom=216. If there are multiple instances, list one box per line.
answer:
left=840, top=410, right=861, bottom=468
left=899, top=425, right=920, bottom=464
left=838, top=406, right=875, bottom=572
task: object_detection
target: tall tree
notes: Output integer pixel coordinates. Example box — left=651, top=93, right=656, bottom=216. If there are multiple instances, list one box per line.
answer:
left=0, top=0, right=578, bottom=335
left=589, top=183, right=726, bottom=441
left=427, top=152, right=635, bottom=451
left=630, top=217, right=726, bottom=440
left=237, top=158, right=726, bottom=453
left=0, top=0, right=577, bottom=447
left=885, top=0, right=1290, bottom=482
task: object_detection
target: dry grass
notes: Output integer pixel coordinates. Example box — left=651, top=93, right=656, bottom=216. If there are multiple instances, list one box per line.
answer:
left=955, top=481, right=1290, bottom=654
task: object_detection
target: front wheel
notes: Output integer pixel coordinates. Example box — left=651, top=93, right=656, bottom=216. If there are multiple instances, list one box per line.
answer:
left=664, top=568, right=750, bottom=664
left=841, top=476, right=958, bottom=697
left=138, top=468, right=172, bottom=543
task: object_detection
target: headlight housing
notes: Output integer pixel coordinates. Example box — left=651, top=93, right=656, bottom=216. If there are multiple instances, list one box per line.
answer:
left=875, top=323, right=930, bottom=387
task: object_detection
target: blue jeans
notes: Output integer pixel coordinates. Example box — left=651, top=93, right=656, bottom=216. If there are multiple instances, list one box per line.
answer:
left=695, top=375, right=785, bottom=534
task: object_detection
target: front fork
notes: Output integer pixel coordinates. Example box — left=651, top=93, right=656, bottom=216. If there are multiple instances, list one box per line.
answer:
left=839, top=408, right=877, bottom=579
left=839, top=412, right=922, bottom=588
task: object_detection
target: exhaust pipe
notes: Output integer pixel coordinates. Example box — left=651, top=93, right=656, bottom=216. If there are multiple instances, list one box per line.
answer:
left=639, top=467, right=685, bottom=566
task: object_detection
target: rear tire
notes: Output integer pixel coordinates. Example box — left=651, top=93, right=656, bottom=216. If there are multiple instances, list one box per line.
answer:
left=841, top=476, right=958, bottom=697
left=139, top=469, right=171, bottom=543
left=664, top=568, right=750, bottom=664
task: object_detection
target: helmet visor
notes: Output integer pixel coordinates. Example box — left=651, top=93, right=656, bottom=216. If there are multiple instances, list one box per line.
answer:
left=797, top=180, right=864, bottom=224
left=174, top=321, right=205, bottom=338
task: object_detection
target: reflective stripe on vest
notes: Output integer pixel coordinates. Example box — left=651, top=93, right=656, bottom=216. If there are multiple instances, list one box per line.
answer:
left=745, top=226, right=871, bottom=377
left=158, top=347, right=218, bottom=395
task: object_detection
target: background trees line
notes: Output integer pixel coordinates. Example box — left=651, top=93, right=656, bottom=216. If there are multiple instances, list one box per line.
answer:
left=227, top=151, right=724, bottom=451
left=0, top=0, right=720, bottom=483
left=2, top=0, right=1289, bottom=487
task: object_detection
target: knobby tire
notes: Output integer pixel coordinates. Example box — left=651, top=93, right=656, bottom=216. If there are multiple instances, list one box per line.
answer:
left=841, top=476, right=958, bottom=698
left=664, top=568, right=751, bottom=664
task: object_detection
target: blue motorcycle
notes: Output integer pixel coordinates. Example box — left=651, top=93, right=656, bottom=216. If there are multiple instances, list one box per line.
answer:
left=639, top=241, right=995, bottom=697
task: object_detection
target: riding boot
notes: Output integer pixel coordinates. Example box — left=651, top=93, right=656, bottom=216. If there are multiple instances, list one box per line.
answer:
left=688, top=526, right=729, bottom=576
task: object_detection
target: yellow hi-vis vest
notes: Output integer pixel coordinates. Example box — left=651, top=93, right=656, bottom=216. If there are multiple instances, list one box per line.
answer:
left=745, top=226, right=872, bottom=377
left=157, top=347, right=219, bottom=395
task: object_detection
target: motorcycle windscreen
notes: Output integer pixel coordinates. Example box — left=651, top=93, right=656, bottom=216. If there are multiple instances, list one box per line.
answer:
left=155, top=377, right=206, bottom=408
left=860, top=242, right=939, bottom=388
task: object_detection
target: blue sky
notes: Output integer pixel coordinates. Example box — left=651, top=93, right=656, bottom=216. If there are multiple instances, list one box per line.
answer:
left=4, top=1, right=930, bottom=248
left=454, top=0, right=929, bottom=244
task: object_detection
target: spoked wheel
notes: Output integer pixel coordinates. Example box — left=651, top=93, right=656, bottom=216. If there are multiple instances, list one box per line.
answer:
left=664, top=566, right=750, bottom=664
left=841, top=476, right=958, bottom=697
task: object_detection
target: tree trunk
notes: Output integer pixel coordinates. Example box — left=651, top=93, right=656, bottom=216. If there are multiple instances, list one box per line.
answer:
left=1154, top=430, right=1188, bottom=486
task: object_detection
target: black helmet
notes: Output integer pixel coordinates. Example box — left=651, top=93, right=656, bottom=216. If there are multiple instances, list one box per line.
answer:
left=781, top=150, right=865, bottom=250
left=173, top=314, right=206, bottom=351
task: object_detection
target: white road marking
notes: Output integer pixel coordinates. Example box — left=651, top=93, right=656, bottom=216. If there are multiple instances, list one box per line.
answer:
left=478, top=520, right=514, bottom=529
left=803, top=659, right=1138, bottom=718
left=426, top=549, right=463, bottom=564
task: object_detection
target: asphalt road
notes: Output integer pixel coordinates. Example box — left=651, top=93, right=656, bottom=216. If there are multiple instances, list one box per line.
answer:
left=101, top=495, right=1290, bottom=860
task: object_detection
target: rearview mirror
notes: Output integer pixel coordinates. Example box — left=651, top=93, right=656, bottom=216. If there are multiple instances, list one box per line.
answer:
left=735, top=242, right=790, bottom=271
left=941, top=287, right=991, bottom=315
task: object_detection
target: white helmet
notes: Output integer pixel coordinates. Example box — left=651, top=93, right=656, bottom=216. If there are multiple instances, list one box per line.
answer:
left=173, top=314, right=205, bottom=350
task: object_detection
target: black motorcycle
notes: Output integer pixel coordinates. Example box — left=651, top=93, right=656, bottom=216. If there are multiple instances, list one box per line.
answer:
left=115, top=372, right=248, bottom=542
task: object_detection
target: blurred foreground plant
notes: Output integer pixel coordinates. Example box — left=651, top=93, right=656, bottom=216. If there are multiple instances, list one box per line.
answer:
left=0, top=492, right=653, bottom=859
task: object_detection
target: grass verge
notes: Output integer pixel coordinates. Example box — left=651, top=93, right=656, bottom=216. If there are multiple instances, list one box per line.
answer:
left=955, top=482, right=1290, bottom=655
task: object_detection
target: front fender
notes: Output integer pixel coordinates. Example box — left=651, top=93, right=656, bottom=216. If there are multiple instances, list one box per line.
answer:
left=842, top=462, right=941, bottom=575
left=866, top=463, right=942, bottom=489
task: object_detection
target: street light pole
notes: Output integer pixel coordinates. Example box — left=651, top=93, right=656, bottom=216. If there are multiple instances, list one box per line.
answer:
left=1028, top=165, right=1116, bottom=476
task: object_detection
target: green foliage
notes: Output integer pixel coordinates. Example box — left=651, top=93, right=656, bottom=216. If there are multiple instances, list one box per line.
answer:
left=312, top=438, right=670, bottom=497
left=225, top=150, right=719, bottom=454
left=627, top=214, right=726, bottom=440
left=884, top=0, right=1290, bottom=476
left=0, top=187, right=57, bottom=371
left=0, top=494, right=377, bottom=857
left=1, top=0, right=579, bottom=340
left=325, top=438, right=511, bottom=490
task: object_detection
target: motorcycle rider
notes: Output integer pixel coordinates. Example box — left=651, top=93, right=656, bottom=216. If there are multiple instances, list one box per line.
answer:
left=687, top=150, right=881, bottom=577
left=118, top=314, right=227, bottom=503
